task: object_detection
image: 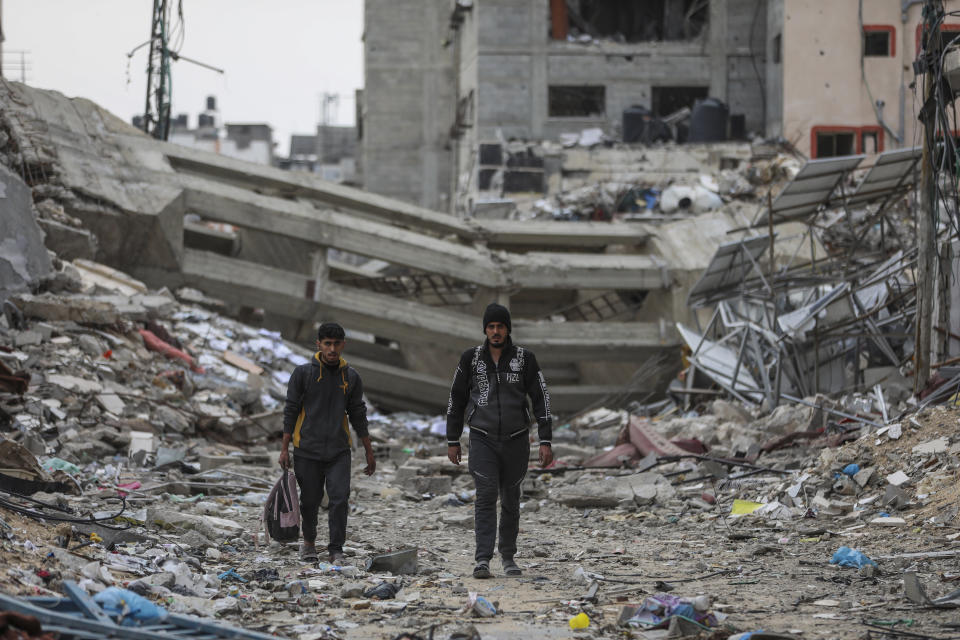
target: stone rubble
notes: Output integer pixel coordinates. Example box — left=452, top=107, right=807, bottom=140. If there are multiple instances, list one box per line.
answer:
left=1, top=258, right=960, bottom=639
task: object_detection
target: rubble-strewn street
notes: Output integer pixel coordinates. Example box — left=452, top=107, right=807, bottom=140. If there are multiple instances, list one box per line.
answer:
left=2, top=257, right=960, bottom=639
left=5, top=1, right=960, bottom=637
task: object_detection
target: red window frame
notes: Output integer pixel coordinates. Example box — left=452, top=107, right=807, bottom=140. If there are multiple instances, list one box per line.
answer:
left=916, top=23, right=960, bottom=55
left=811, top=126, right=884, bottom=158
left=863, top=25, right=896, bottom=57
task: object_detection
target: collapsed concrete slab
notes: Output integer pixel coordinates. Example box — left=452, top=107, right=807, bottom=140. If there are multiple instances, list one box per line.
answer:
left=4, top=81, right=781, bottom=409
left=0, top=165, right=52, bottom=302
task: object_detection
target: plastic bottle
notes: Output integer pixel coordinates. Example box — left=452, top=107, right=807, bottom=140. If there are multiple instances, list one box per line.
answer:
left=569, top=612, right=590, bottom=630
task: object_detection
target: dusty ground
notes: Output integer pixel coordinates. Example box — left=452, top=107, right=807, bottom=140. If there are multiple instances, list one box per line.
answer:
left=4, top=406, right=960, bottom=639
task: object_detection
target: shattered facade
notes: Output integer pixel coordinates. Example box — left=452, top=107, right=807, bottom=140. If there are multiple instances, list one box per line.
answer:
left=361, top=0, right=768, bottom=212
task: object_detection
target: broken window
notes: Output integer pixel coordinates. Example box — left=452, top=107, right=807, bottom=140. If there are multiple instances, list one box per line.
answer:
left=553, top=0, right=709, bottom=43
left=863, top=25, right=894, bottom=57
left=548, top=85, right=606, bottom=118
left=813, top=127, right=884, bottom=158
left=861, top=130, right=879, bottom=154
left=651, top=86, right=708, bottom=118
left=814, top=130, right=856, bottom=158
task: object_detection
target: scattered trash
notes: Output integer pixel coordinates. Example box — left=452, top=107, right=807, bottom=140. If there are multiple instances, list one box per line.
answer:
left=830, top=547, right=878, bottom=569
left=363, top=582, right=399, bottom=600
left=568, top=612, right=590, bottom=630
left=465, top=593, right=497, bottom=618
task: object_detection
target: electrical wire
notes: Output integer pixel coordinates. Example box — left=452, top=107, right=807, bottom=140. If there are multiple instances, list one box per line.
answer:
left=859, top=0, right=902, bottom=144
left=0, top=490, right=130, bottom=529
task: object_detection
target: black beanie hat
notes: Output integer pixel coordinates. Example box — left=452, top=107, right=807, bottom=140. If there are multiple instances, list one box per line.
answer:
left=482, top=303, right=511, bottom=332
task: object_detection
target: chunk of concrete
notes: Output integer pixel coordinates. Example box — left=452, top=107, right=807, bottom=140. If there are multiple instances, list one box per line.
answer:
left=882, top=485, right=909, bottom=509
left=11, top=293, right=120, bottom=324
left=146, top=508, right=245, bottom=538
left=46, top=374, right=103, bottom=394
left=0, top=164, right=53, bottom=302
left=913, top=437, right=949, bottom=455
left=710, top=399, right=753, bottom=424
left=853, top=466, right=875, bottom=488
left=886, top=470, right=910, bottom=486
left=440, top=513, right=474, bottom=528
left=77, top=334, right=104, bottom=357
left=407, top=475, right=452, bottom=495
left=13, top=330, right=42, bottom=347
left=97, top=393, right=126, bottom=416
left=365, top=547, right=418, bottom=575
left=341, top=582, right=366, bottom=598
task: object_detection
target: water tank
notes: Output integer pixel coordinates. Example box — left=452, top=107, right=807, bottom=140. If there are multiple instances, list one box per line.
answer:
left=622, top=105, right=651, bottom=143
left=688, top=98, right=728, bottom=143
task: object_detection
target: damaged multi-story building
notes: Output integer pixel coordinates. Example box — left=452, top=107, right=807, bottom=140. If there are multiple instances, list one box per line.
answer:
left=360, top=0, right=769, bottom=212
left=360, top=0, right=952, bottom=211
left=765, top=0, right=956, bottom=158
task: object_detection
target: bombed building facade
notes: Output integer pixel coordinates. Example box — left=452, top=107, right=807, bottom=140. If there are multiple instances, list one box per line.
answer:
left=361, top=0, right=769, bottom=212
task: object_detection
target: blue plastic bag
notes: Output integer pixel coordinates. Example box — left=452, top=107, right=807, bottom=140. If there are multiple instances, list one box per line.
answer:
left=93, top=587, right=168, bottom=626
left=830, top=546, right=877, bottom=569
left=842, top=464, right=860, bottom=476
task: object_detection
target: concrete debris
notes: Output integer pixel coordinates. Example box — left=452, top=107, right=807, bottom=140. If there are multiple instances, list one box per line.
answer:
left=0, top=248, right=958, bottom=639
left=0, top=80, right=957, bottom=640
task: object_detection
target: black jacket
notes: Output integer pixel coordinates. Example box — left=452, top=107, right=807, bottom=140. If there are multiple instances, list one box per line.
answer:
left=446, top=339, right=552, bottom=445
left=283, top=354, right=368, bottom=461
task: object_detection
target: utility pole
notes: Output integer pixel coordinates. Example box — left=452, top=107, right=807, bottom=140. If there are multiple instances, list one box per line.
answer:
left=142, top=0, right=172, bottom=140
left=915, top=0, right=940, bottom=394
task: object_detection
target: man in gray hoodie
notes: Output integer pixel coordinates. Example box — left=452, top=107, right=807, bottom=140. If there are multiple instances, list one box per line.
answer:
left=281, top=322, right=375, bottom=564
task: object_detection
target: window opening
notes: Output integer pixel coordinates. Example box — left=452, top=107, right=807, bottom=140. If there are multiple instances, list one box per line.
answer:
left=772, top=33, right=782, bottom=64
left=862, top=26, right=894, bottom=57
left=651, top=86, right=709, bottom=118
left=548, top=85, right=606, bottom=118
left=554, top=0, right=709, bottom=43
left=816, top=131, right=856, bottom=158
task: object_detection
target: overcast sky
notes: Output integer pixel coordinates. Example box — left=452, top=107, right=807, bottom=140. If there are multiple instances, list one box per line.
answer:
left=3, top=1, right=363, bottom=156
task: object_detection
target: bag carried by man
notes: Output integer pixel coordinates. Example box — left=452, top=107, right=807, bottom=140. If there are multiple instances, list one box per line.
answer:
left=261, top=469, right=300, bottom=543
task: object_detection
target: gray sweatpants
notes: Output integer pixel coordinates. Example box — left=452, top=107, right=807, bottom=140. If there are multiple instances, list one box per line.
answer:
left=293, top=450, right=351, bottom=553
left=468, top=432, right=530, bottom=563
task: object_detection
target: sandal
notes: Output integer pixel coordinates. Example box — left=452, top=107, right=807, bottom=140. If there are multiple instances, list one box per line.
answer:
left=299, top=543, right=319, bottom=562
left=472, top=561, right=492, bottom=579
left=502, top=558, right=522, bottom=577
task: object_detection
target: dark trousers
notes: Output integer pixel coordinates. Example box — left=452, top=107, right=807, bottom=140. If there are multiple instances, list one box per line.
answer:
left=468, top=432, right=530, bottom=562
left=293, top=451, right=350, bottom=552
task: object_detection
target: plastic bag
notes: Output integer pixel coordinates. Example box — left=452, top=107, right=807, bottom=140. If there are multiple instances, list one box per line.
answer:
left=93, top=587, right=168, bottom=626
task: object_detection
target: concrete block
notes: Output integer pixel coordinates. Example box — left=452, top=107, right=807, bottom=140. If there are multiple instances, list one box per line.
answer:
left=11, top=293, right=119, bottom=324
left=13, top=330, right=42, bottom=347
left=199, top=455, right=234, bottom=471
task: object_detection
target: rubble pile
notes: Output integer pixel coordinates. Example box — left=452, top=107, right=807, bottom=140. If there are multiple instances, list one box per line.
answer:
left=523, top=148, right=799, bottom=222
left=2, top=268, right=960, bottom=639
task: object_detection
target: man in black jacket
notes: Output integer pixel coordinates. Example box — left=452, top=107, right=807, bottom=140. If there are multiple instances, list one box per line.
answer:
left=446, top=303, right=553, bottom=578
left=280, top=322, right=375, bottom=564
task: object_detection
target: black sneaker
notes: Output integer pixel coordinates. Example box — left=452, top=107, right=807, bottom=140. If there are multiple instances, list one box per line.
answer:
left=299, top=543, right=318, bottom=562
left=502, top=557, right=522, bottom=576
left=472, top=561, right=492, bottom=579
